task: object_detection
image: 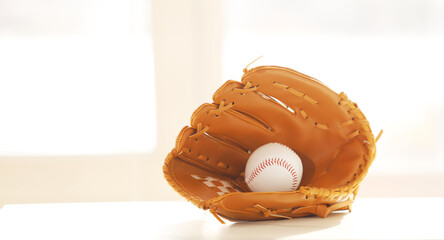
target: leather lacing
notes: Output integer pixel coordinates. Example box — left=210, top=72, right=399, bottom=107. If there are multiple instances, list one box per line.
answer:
left=273, top=82, right=318, bottom=105
left=233, top=81, right=258, bottom=94
left=209, top=207, right=226, bottom=224
left=208, top=100, right=234, bottom=116
left=189, top=82, right=258, bottom=139
left=243, top=56, right=263, bottom=73
left=189, top=123, right=209, bottom=138
left=270, top=81, right=334, bottom=130
left=209, top=200, right=355, bottom=224
left=254, top=204, right=293, bottom=220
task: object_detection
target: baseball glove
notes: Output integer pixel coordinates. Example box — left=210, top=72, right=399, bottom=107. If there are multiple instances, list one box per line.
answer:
left=163, top=64, right=380, bottom=223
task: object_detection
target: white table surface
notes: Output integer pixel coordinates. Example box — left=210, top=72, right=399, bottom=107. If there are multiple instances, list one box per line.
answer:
left=0, top=198, right=442, bottom=240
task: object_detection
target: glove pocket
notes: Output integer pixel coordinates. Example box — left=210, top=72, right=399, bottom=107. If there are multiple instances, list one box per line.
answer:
left=163, top=152, right=248, bottom=208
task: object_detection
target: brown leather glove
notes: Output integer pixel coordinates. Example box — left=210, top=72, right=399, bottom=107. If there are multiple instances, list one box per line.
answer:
left=163, top=65, right=379, bottom=223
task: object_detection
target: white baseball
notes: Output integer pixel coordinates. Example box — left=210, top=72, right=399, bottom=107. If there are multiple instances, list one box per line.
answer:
left=245, top=142, right=303, bottom=192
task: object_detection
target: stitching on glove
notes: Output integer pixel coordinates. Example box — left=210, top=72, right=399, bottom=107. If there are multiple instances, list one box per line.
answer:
left=339, top=92, right=373, bottom=141
left=297, top=109, right=329, bottom=130
left=197, top=154, right=209, bottom=161
left=340, top=119, right=354, bottom=127
left=217, top=162, right=229, bottom=169
left=347, top=130, right=360, bottom=140
left=273, top=82, right=318, bottom=105
left=299, top=109, right=308, bottom=119
left=315, top=122, right=328, bottom=130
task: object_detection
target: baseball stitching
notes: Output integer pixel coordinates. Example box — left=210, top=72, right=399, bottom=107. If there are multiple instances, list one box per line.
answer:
left=246, top=158, right=299, bottom=191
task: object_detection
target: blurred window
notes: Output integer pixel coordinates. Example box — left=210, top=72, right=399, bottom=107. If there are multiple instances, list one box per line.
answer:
left=0, top=0, right=156, bottom=155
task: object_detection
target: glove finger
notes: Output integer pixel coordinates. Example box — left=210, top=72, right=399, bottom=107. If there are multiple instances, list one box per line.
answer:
left=212, top=81, right=301, bottom=137
left=174, top=126, right=249, bottom=178
left=241, top=67, right=350, bottom=130
left=190, top=102, right=274, bottom=154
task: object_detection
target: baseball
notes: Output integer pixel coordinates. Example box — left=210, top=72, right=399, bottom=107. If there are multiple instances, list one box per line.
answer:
left=245, top=142, right=303, bottom=192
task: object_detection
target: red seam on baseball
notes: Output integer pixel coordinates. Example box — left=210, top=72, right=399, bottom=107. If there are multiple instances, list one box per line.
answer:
left=247, top=158, right=299, bottom=191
